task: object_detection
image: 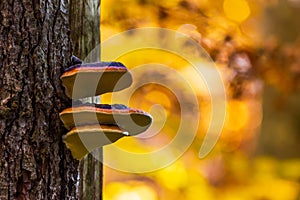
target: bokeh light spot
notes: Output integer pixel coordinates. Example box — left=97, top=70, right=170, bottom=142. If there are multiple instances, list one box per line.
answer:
left=223, top=0, right=251, bottom=22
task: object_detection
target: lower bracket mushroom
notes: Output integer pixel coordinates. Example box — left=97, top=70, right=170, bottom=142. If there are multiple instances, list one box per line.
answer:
left=63, top=125, right=128, bottom=160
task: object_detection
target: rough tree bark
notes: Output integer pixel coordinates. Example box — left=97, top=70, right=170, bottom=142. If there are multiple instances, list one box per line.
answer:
left=69, top=1, right=102, bottom=199
left=0, top=0, right=78, bottom=199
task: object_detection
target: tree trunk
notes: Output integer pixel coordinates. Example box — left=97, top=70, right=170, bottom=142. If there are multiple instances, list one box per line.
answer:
left=69, top=1, right=102, bottom=199
left=0, top=0, right=78, bottom=199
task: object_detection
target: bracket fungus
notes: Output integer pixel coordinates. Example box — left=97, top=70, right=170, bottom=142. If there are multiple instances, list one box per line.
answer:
left=60, top=61, right=152, bottom=160
left=60, top=103, right=152, bottom=135
left=63, top=125, right=128, bottom=160
left=61, top=62, right=133, bottom=99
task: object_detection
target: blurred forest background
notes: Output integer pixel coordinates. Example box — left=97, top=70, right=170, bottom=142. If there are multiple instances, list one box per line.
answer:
left=99, top=0, right=300, bottom=199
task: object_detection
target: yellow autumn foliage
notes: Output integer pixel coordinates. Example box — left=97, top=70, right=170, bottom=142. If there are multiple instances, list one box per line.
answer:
left=100, top=0, right=300, bottom=199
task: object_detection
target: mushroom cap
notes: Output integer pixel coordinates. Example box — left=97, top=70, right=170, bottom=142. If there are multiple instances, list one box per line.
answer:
left=60, top=103, right=153, bottom=135
left=61, top=62, right=132, bottom=99
left=63, top=124, right=128, bottom=160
